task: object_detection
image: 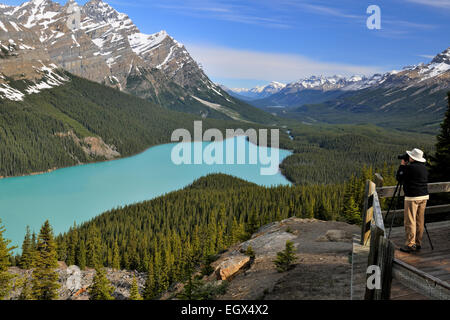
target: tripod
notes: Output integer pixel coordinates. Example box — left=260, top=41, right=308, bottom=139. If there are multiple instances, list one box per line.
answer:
left=385, top=182, right=434, bottom=250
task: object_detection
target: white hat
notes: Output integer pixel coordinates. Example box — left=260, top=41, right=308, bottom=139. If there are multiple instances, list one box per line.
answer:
left=406, top=148, right=426, bottom=163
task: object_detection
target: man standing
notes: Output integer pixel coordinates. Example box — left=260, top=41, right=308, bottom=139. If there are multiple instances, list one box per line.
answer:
left=396, top=148, right=429, bottom=253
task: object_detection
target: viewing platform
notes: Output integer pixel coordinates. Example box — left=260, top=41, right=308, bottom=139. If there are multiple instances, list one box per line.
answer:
left=351, top=180, right=450, bottom=300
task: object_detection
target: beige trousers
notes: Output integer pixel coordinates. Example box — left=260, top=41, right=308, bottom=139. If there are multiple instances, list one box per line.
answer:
left=404, top=200, right=427, bottom=247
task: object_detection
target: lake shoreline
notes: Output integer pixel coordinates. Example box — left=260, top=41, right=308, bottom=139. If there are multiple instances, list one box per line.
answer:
left=1, top=136, right=292, bottom=252
left=0, top=135, right=294, bottom=181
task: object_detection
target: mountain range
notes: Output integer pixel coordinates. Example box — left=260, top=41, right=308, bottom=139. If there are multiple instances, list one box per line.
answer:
left=224, top=48, right=450, bottom=132
left=223, top=81, right=286, bottom=101
left=0, top=0, right=273, bottom=124
left=226, top=49, right=450, bottom=109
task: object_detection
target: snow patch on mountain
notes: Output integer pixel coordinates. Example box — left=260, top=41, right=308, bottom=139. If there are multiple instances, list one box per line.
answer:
left=128, top=31, right=168, bottom=56
left=0, top=63, right=69, bottom=101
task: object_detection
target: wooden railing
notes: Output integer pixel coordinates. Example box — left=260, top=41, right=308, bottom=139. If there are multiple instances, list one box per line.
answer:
left=360, top=179, right=450, bottom=300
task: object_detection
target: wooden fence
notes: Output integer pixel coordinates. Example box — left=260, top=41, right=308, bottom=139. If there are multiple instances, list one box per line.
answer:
left=360, top=179, right=450, bottom=300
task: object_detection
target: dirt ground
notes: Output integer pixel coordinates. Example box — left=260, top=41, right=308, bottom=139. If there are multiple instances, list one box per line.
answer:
left=218, top=219, right=360, bottom=300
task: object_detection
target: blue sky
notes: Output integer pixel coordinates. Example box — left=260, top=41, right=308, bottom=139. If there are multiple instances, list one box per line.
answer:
left=3, top=0, right=450, bottom=88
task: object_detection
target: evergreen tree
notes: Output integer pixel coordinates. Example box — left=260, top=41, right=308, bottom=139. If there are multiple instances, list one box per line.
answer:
left=343, top=196, right=361, bottom=224
left=31, top=232, right=37, bottom=251
left=67, top=223, right=78, bottom=266
left=246, top=212, right=259, bottom=238
left=77, top=241, right=86, bottom=270
left=178, top=276, right=203, bottom=300
left=18, top=277, right=33, bottom=300
left=87, top=226, right=102, bottom=269
left=143, top=261, right=155, bottom=300
left=273, top=241, right=297, bottom=273
left=0, top=219, right=15, bottom=300
left=112, top=241, right=121, bottom=270
left=20, top=226, right=34, bottom=270
left=129, top=275, right=142, bottom=300
left=430, top=92, right=450, bottom=182
left=244, top=245, right=255, bottom=259
left=89, top=267, right=115, bottom=300
left=31, top=220, right=60, bottom=300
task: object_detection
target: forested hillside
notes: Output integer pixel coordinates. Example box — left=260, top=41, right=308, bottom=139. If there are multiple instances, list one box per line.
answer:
left=0, top=72, right=275, bottom=178
left=278, top=86, right=448, bottom=134
left=278, top=122, right=435, bottom=184
left=51, top=170, right=389, bottom=299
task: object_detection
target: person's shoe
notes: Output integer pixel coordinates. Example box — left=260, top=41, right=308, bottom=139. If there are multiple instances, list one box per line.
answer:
left=400, top=245, right=416, bottom=253
left=416, top=245, right=422, bottom=251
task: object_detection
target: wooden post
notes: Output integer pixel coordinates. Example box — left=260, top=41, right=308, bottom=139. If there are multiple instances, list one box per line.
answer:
left=374, top=237, right=395, bottom=300
left=364, top=225, right=384, bottom=300
left=361, top=180, right=376, bottom=246
left=374, top=173, right=384, bottom=188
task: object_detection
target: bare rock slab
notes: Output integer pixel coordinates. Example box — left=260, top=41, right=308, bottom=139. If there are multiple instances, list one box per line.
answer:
left=215, top=254, right=251, bottom=280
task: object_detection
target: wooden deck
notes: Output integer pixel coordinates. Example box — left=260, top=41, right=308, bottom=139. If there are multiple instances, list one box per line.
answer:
left=389, top=220, right=450, bottom=285
left=351, top=220, right=450, bottom=300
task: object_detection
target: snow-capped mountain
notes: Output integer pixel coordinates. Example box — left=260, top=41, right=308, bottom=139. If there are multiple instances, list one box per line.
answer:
left=282, top=75, right=363, bottom=93
left=249, top=47, right=450, bottom=109
left=226, top=81, right=286, bottom=100
left=0, top=12, right=69, bottom=100
left=0, top=0, right=230, bottom=111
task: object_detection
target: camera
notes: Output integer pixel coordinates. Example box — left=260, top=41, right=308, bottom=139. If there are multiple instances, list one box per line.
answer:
left=398, top=154, right=409, bottom=162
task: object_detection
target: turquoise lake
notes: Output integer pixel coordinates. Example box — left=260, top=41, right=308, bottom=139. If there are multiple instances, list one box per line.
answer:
left=0, top=136, right=292, bottom=249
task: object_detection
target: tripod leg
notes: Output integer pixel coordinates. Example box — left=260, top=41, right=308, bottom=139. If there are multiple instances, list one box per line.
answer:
left=388, top=184, right=402, bottom=239
left=424, top=223, right=434, bottom=251
left=385, top=183, right=400, bottom=239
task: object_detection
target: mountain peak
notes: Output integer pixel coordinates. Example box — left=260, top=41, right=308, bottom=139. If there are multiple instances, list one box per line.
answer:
left=431, top=47, right=450, bottom=65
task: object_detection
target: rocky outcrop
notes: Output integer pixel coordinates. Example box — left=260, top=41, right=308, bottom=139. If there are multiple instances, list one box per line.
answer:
left=8, top=265, right=145, bottom=300
left=211, top=217, right=360, bottom=300
left=55, top=131, right=120, bottom=160
left=214, top=254, right=251, bottom=281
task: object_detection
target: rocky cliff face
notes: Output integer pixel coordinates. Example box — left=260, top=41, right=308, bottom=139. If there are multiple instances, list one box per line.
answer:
left=8, top=263, right=146, bottom=300
left=0, top=13, right=69, bottom=100
left=0, top=0, right=229, bottom=109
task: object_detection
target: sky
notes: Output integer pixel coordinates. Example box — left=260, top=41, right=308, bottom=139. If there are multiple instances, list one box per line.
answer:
left=3, top=0, right=450, bottom=88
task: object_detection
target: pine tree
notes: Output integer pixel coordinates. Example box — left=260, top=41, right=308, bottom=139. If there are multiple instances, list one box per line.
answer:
left=31, top=232, right=37, bottom=251
left=18, top=276, right=33, bottom=300
left=31, top=220, right=60, bottom=300
left=77, top=241, right=86, bottom=270
left=430, top=92, right=450, bottom=182
left=89, top=267, right=115, bottom=300
left=129, top=275, right=142, bottom=300
left=343, top=196, right=361, bottom=224
left=112, top=241, right=121, bottom=270
left=87, top=225, right=102, bottom=269
left=143, top=260, right=155, bottom=300
left=67, top=223, right=78, bottom=266
left=0, top=219, right=15, bottom=300
left=246, top=212, right=259, bottom=237
left=20, top=226, right=34, bottom=270
left=245, top=245, right=255, bottom=259
left=178, top=276, right=203, bottom=300
left=273, top=241, right=297, bottom=273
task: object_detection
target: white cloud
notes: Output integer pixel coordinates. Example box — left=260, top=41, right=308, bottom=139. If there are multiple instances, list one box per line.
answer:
left=186, top=43, right=385, bottom=83
left=405, top=0, right=450, bottom=9
left=418, top=54, right=435, bottom=59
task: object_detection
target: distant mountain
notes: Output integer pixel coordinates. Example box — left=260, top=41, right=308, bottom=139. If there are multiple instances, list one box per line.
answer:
left=251, top=75, right=364, bottom=108
left=0, top=0, right=274, bottom=124
left=224, top=81, right=286, bottom=100
left=265, top=48, right=450, bottom=133
left=251, top=48, right=450, bottom=111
